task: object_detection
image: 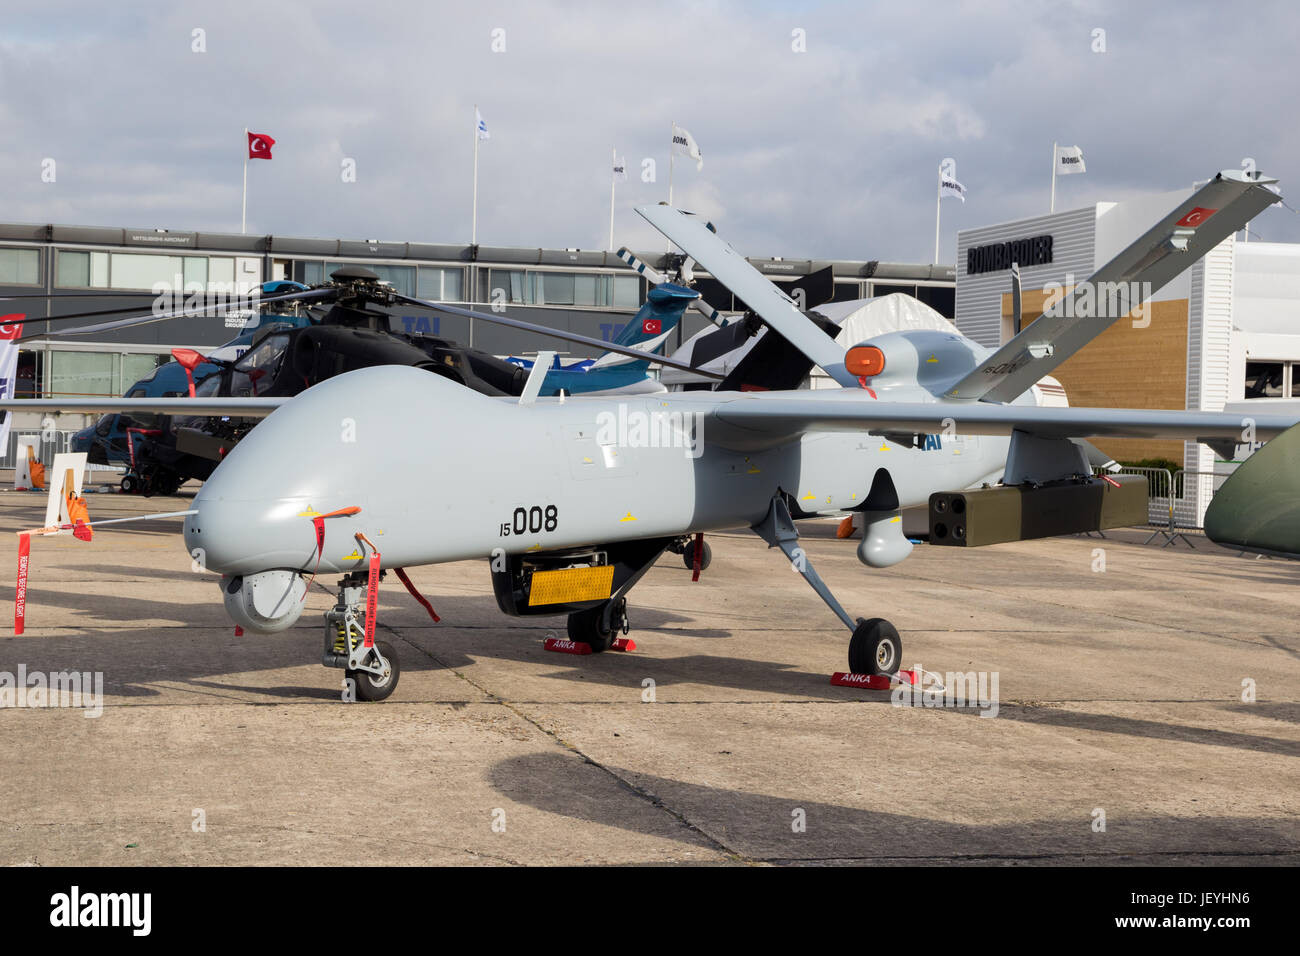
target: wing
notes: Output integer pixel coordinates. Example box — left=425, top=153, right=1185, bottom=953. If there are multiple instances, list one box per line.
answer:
left=703, top=392, right=1295, bottom=450
left=945, top=169, right=1281, bottom=403
left=0, top=397, right=287, bottom=417
left=635, top=204, right=859, bottom=387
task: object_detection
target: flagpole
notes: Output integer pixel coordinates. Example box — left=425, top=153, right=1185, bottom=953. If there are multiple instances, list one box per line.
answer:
left=241, top=127, right=248, bottom=234
left=934, top=164, right=942, bottom=264
left=1050, top=141, right=1057, bottom=214
left=609, top=148, right=617, bottom=251
left=472, top=105, right=480, bottom=246
left=668, top=121, right=675, bottom=207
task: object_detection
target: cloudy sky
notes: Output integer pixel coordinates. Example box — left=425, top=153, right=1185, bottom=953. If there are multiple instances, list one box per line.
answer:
left=2, top=0, right=1297, bottom=264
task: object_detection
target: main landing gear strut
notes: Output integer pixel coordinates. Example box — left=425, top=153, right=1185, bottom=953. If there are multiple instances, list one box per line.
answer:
left=752, top=495, right=902, bottom=676
left=321, top=570, right=400, bottom=701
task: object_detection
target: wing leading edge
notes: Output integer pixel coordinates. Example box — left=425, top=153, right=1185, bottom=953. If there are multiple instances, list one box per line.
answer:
left=704, top=393, right=1296, bottom=450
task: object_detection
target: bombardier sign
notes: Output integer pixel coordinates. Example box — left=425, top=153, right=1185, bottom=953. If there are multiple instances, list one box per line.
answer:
left=966, top=235, right=1053, bottom=275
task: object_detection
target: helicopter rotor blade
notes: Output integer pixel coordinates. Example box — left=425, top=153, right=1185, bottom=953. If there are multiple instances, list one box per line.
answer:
left=17, top=288, right=335, bottom=342
left=390, top=293, right=724, bottom=380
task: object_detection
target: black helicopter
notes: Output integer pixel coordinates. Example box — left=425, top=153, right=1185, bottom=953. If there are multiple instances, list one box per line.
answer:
left=20, top=266, right=723, bottom=494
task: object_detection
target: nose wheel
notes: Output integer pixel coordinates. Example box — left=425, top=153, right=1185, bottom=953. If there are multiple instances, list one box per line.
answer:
left=347, top=638, right=401, bottom=702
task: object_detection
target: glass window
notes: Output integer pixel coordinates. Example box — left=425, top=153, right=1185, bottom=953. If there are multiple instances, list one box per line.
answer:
left=183, top=257, right=207, bottom=288
left=110, top=253, right=184, bottom=290
left=487, top=269, right=529, bottom=304
left=49, top=351, right=115, bottom=397
left=1245, top=361, right=1284, bottom=399
left=123, top=353, right=166, bottom=391
left=0, top=248, right=40, bottom=285
left=57, top=251, right=90, bottom=288
left=417, top=266, right=464, bottom=302
left=230, top=332, right=289, bottom=397
left=210, top=257, right=235, bottom=285
left=574, top=274, right=599, bottom=306
left=613, top=275, right=640, bottom=309
left=90, top=252, right=108, bottom=287
left=542, top=272, right=576, bottom=305
left=294, top=260, right=324, bottom=285
left=1292, top=364, right=1300, bottom=398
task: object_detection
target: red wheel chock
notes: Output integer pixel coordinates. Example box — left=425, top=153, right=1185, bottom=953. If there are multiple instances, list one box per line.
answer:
left=830, top=669, right=920, bottom=690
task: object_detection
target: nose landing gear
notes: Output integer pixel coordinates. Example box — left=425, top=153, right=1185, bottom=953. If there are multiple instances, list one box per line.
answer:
left=323, top=570, right=400, bottom=701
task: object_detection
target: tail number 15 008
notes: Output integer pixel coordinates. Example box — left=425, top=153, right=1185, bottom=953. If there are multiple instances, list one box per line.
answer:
left=500, top=504, right=558, bottom=537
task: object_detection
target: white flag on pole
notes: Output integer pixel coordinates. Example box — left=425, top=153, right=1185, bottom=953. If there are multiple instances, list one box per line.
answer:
left=613, top=155, right=627, bottom=182
left=1055, top=144, right=1085, bottom=174
left=940, top=173, right=966, bottom=202
left=672, top=124, right=703, bottom=171
left=476, top=109, right=490, bottom=141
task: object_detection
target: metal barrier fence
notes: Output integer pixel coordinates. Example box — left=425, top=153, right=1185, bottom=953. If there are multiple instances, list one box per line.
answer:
left=1113, top=465, right=1239, bottom=547
left=1114, top=466, right=1176, bottom=543
left=0, top=429, right=123, bottom=474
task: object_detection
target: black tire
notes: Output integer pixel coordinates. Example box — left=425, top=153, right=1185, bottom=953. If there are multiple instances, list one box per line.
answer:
left=567, top=602, right=617, bottom=653
left=347, top=639, right=400, bottom=702
left=154, top=474, right=182, bottom=496
left=120, top=474, right=138, bottom=495
left=848, top=618, right=901, bottom=675
left=681, top=539, right=712, bottom=572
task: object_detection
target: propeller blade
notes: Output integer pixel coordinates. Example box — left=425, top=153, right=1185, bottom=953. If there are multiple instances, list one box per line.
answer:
left=390, top=293, right=725, bottom=380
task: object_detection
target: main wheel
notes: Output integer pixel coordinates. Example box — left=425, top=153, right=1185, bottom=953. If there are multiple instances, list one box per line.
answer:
left=681, top=539, right=712, bottom=571
left=120, top=474, right=139, bottom=495
left=566, top=600, right=623, bottom=653
left=348, top=639, right=400, bottom=702
left=848, top=618, right=901, bottom=675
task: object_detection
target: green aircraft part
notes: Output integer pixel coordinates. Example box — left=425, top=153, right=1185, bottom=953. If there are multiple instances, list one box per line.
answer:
left=1205, top=422, right=1300, bottom=557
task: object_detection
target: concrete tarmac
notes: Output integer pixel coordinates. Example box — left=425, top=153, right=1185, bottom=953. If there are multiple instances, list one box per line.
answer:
left=1, top=488, right=1297, bottom=866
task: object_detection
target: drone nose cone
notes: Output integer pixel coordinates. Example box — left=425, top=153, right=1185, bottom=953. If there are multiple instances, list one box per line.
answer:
left=183, top=364, right=479, bottom=576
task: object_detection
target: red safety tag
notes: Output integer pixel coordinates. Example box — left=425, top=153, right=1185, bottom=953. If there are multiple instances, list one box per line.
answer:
left=1100, top=474, right=1121, bottom=489
left=364, top=547, right=381, bottom=649
left=15, top=533, right=30, bottom=635
left=691, top=532, right=704, bottom=583
left=394, top=568, right=439, bottom=622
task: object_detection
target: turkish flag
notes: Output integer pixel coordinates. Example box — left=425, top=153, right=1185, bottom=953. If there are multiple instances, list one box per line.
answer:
left=247, top=132, right=276, bottom=160
left=0, top=314, right=24, bottom=340
left=1176, top=206, right=1217, bottom=228
left=642, top=319, right=662, bottom=335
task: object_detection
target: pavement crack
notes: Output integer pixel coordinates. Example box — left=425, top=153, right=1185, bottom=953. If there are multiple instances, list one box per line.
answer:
left=384, top=621, right=754, bottom=865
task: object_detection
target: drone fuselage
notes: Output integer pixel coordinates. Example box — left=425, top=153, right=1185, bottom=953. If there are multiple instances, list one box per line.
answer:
left=182, top=361, right=1011, bottom=580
